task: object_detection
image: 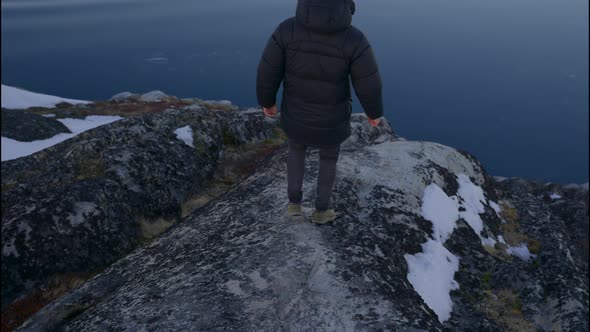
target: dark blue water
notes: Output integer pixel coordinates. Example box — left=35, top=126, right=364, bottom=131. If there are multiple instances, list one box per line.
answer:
left=2, top=0, right=588, bottom=183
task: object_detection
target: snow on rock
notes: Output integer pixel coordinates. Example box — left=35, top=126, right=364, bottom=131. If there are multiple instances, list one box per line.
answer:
left=420, top=184, right=459, bottom=242
left=58, top=116, right=123, bottom=133
left=405, top=239, right=460, bottom=323
left=1, top=84, right=90, bottom=109
left=7, top=109, right=588, bottom=332
left=506, top=243, right=537, bottom=261
left=457, top=174, right=486, bottom=235
left=407, top=182, right=460, bottom=323
left=406, top=173, right=500, bottom=322
left=174, top=125, right=194, bottom=147
left=549, top=193, right=562, bottom=200
left=489, top=201, right=502, bottom=214
left=1, top=115, right=122, bottom=161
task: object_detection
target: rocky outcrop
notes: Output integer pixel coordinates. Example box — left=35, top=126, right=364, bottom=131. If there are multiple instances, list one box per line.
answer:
left=489, top=178, right=589, bottom=331
left=445, top=177, right=589, bottom=332
left=495, top=178, right=588, bottom=278
left=1, top=109, right=71, bottom=141
left=2, top=97, right=588, bottom=331
left=10, top=109, right=588, bottom=331
left=1, top=106, right=287, bottom=319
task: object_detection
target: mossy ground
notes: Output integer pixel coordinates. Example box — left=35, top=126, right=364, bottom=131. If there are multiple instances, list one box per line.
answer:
left=181, top=127, right=287, bottom=218
left=0, top=270, right=101, bottom=332
left=478, top=289, right=536, bottom=332
left=498, top=201, right=541, bottom=253
left=26, top=100, right=193, bottom=119
left=75, top=157, right=106, bottom=181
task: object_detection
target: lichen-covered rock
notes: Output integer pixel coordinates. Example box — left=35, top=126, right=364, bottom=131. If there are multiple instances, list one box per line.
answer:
left=3, top=108, right=587, bottom=331
left=1, top=107, right=285, bottom=314
left=1, top=109, right=71, bottom=141
left=490, top=178, right=589, bottom=332
left=13, top=115, right=570, bottom=332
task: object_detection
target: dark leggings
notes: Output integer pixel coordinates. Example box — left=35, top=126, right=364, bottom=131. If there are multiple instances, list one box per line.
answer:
left=287, top=140, right=340, bottom=211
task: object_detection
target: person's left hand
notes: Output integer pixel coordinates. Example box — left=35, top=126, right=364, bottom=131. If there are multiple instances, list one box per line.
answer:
left=263, top=105, right=278, bottom=117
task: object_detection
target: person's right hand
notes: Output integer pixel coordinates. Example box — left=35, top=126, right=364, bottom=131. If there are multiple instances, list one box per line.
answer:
left=367, top=116, right=381, bottom=127
left=263, top=105, right=278, bottom=118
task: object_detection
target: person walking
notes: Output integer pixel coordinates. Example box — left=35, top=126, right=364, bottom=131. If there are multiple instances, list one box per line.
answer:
left=256, top=0, right=383, bottom=224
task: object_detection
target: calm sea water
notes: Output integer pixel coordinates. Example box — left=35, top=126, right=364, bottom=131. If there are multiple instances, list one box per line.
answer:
left=1, top=0, right=588, bottom=183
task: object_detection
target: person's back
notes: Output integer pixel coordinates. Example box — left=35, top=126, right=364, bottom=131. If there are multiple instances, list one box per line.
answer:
left=256, top=0, right=383, bottom=223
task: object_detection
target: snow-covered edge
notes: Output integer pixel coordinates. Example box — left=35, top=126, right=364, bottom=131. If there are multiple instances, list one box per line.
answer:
left=1, top=84, right=90, bottom=109
left=1, top=115, right=122, bottom=161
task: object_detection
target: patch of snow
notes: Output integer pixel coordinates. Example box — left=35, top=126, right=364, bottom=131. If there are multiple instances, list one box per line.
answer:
left=498, top=235, right=507, bottom=244
left=404, top=239, right=460, bottom=323
left=549, top=193, right=562, bottom=200
left=41, top=113, right=56, bottom=117
left=493, top=176, right=509, bottom=182
left=174, top=125, right=194, bottom=147
left=456, top=174, right=486, bottom=236
left=1, top=115, right=122, bottom=161
left=481, top=236, right=497, bottom=247
left=58, top=116, right=122, bottom=133
left=421, top=184, right=459, bottom=242
left=1, top=84, right=90, bottom=109
left=489, top=201, right=501, bottom=214
left=506, top=243, right=536, bottom=261
left=407, top=183, right=460, bottom=322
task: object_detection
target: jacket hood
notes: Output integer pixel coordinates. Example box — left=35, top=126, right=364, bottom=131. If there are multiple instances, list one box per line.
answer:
left=296, top=0, right=355, bottom=34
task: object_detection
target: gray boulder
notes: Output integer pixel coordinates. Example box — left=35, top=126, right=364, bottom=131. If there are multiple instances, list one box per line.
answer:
left=139, top=90, right=170, bottom=103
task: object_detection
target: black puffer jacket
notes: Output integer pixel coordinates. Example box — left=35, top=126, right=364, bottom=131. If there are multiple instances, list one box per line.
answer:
left=256, top=0, right=383, bottom=147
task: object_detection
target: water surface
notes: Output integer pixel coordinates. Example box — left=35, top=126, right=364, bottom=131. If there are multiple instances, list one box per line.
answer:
left=2, top=0, right=588, bottom=183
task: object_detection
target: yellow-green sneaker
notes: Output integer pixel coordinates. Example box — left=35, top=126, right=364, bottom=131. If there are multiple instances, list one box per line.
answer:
left=311, top=209, right=337, bottom=224
left=287, top=203, right=303, bottom=216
